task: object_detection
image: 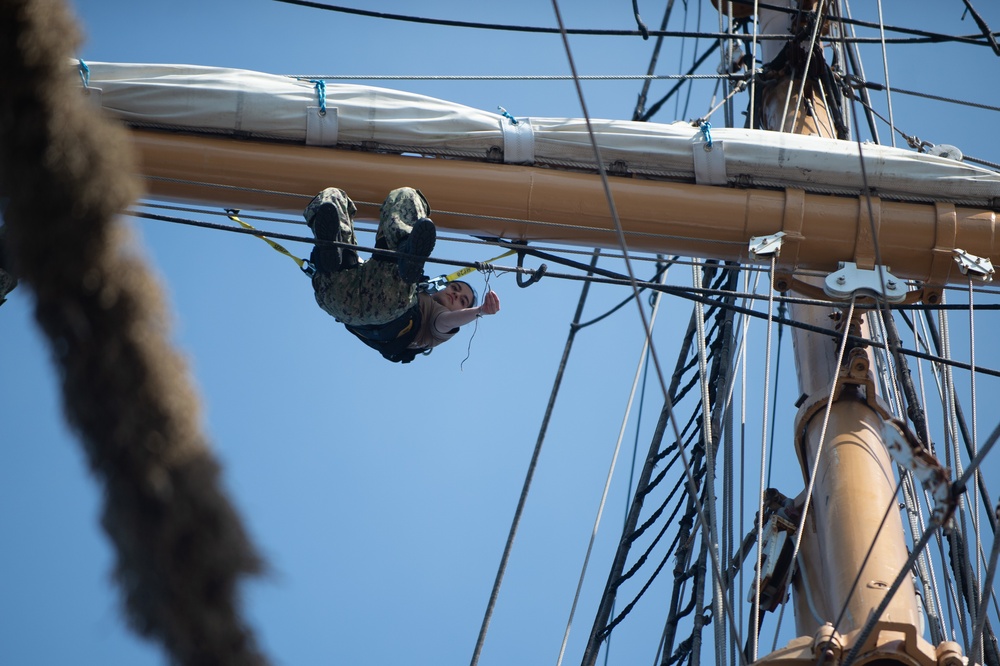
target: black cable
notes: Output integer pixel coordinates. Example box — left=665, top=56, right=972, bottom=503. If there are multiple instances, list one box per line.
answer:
left=133, top=209, right=1000, bottom=378
left=270, top=0, right=1000, bottom=46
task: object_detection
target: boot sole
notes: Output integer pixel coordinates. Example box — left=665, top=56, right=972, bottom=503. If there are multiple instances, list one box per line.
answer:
left=310, top=202, right=341, bottom=242
left=397, top=218, right=436, bottom=282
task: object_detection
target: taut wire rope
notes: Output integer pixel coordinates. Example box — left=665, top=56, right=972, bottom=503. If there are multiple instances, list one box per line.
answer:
left=909, top=314, right=950, bottom=637
left=842, top=526, right=943, bottom=666
left=764, top=296, right=858, bottom=652
left=468, top=250, right=601, bottom=666
left=692, top=258, right=727, bottom=665
left=875, top=0, right=897, bottom=147
left=969, top=277, right=983, bottom=662
left=972, top=510, right=1000, bottom=666
left=273, top=0, right=1000, bottom=47
left=549, top=2, right=747, bottom=664
left=751, top=254, right=778, bottom=660
left=555, top=263, right=671, bottom=666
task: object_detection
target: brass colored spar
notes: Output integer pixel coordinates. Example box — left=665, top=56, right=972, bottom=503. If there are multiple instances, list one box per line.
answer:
left=131, top=127, right=997, bottom=287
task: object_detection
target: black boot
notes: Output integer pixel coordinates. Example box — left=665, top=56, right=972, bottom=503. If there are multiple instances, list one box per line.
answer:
left=306, top=199, right=344, bottom=272
left=396, top=218, right=436, bottom=283
left=310, top=244, right=344, bottom=273
left=308, top=201, right=341, bottom=242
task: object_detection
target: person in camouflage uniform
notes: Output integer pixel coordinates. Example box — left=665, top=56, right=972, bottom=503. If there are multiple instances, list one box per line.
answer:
left=304, top=186, right=500, bottom=361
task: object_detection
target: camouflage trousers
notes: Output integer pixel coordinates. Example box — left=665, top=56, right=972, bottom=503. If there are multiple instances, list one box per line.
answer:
left=307, top=187, right=431, bottom=326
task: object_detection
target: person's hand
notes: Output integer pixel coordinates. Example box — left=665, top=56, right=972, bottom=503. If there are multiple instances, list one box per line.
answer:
left=479, top=290, right=500, bottom=315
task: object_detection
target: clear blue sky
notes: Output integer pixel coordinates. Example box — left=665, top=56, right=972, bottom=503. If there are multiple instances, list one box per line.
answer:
left=2, top=1, right=1000, bottom=665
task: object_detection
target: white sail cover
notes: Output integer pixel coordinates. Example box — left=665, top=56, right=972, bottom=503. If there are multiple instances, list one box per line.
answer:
left=82, top=61, right=1000, bottom=207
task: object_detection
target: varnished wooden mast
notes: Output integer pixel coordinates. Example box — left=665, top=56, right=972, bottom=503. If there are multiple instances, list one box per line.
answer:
left=751, top=5, right=960, bottom=666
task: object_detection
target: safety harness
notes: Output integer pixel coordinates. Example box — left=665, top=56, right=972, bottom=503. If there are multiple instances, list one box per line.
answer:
left=344, top=303, right=423, bottom=364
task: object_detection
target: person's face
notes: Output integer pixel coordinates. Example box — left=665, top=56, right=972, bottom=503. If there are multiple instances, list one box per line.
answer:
left=433, top=282, right=474, bottom=311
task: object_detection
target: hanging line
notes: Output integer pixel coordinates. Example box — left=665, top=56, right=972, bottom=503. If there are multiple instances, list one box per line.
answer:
left=225, top=210, right=316, bottom=276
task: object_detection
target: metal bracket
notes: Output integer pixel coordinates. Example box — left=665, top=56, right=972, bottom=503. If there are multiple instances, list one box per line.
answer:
left=824, top=262, right=908, bottom=303
left=749, top=513, right=796, bottom=612
left=794, top=348, right=955, bottom=528
left=749, top=231, right=786, bottom=260
left=882, top=419, right=954, bottom=527
left=953, top=248, right=994, bottom=282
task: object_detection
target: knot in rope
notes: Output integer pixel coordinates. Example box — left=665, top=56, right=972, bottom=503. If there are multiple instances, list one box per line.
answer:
left=699, top=121, right=713, bottom=148
left=497, top=106, right=518, bottom=125
left=310, top=79, right=327, bottom=114
left=78, top=59, right=90, bottom=87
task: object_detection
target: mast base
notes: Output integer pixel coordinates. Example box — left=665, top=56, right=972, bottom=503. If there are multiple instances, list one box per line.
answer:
left=752, top=623, right=963, bottom=666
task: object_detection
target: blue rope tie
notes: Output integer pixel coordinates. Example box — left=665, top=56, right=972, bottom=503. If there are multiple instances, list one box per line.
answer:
left=78, top=59, right=90, bottom=87
left=310, top=79, right=327, bottom=114
left=699, top=121, right=713, bottom=148
left=498, top=105, right=518, bottom=125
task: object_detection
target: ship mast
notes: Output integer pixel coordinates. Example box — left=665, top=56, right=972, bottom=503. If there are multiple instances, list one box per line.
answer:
left=751, top=3, right=962, bottom=666
left=106, top=5, right=1000, bottom=664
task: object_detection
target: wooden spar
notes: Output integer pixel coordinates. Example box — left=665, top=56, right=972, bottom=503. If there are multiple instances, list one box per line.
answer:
left=128, top=128, right=999, bottom=286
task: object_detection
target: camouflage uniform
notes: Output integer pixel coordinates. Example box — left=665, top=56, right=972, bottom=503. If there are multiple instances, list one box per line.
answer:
left=307, top=187, right=431, bottom=327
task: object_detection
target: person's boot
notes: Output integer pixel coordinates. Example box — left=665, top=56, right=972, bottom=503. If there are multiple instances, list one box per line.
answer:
left=305, top=190, right=344, bottom=272
left=396, top=217, right=436, bottom=283
left=305, top=191, right=343, bottom=242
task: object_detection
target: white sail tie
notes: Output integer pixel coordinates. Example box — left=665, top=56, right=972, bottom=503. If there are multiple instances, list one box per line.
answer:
left=305, top=106, right=338, bottom=146
left=500, top=115, right=535, bottom=164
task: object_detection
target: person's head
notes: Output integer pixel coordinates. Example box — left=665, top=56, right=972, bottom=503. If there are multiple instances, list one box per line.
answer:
left=432, top=280, right=477, bottom=311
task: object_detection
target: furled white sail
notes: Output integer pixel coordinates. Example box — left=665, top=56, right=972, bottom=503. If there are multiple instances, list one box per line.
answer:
left=82, top=61, right=1000, bottom=208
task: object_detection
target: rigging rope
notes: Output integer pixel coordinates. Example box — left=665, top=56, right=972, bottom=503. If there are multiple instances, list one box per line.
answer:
left=969, top=277, right=984, bottom=658
left=842, top=526, right=941, bottom=666
left=468, top=250, right=602, bottom=666
left=556, top=262, right=670, bottom=666
left=272, top=0, right=1000, bottom=47
left=752, top=254, right=777, bottom=660
left=767, top=296, right=857, bottom=656
left=132, top=204, right=1000, bottom=381
left=550, top=3, right=748, bottom=662
left=875, top=0, right=897, bottom=147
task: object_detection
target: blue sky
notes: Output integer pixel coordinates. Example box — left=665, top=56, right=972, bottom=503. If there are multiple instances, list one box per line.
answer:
left=3, top=1, right=1000, bottom=665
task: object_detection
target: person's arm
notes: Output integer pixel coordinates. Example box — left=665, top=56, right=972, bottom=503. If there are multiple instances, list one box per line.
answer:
left=434, top=290, right=500, bottom=333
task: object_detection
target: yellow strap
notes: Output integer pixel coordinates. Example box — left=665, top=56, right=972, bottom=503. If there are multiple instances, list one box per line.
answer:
left=226, top=210, right=313, bottom=274
left=442, top=249, right=516, bottom=282
left=228, top=210, right=515, bottom=282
